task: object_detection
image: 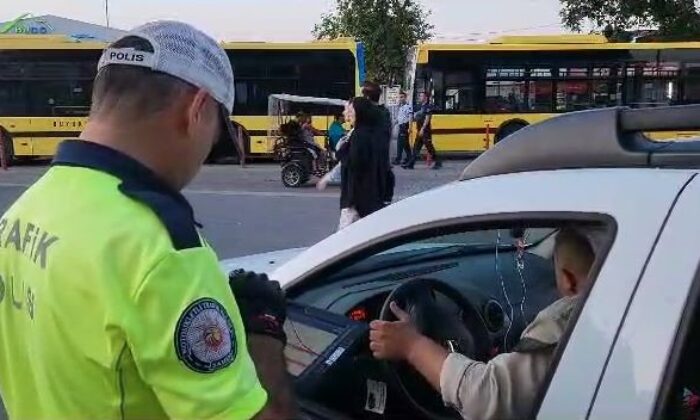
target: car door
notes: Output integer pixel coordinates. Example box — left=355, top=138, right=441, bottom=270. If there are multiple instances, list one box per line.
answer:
left=586, top=173, right=700, bottom=419
left=274, top=169, right=693, bottom=419
left=537, top=172, right=698, bottom=419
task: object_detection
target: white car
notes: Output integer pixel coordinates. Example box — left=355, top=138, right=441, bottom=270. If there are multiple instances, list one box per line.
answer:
left=222, top=104, right=700, bottom=419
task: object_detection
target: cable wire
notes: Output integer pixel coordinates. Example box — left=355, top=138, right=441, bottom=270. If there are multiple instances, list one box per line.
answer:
left=495, top=230, right=515, bottom=352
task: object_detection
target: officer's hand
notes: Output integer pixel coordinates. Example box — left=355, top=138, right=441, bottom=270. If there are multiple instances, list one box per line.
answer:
left=369, top=302, right=423, bottom=361
left=229, top=270, right=287, bottom=344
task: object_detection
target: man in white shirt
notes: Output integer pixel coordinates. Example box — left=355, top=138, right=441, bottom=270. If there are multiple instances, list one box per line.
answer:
left=369, top=227, right=595, bottom=420
left=393, top=91, right=413, bottom=165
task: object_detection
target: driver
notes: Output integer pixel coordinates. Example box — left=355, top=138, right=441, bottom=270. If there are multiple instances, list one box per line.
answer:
left=369, top=227, right=596, bottom=419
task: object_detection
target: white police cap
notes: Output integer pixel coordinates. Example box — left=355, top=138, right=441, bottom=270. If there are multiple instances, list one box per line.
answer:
left=98, top=20, right=235, bottom=113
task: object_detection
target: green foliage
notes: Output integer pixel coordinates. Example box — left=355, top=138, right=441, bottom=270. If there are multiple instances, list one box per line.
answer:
left=314, top=0, right=433, bottom=84
left=560, top=0, right=700, bottom=40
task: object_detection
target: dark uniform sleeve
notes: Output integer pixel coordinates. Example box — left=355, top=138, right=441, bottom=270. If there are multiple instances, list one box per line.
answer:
left=125, top=248, right=267, bottom=419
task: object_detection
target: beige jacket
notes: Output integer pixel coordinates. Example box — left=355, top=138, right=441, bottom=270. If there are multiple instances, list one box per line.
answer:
left=439, top=296, right=579, bottom=420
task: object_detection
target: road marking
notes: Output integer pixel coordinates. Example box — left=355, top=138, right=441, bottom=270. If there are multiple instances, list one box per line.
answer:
left=0, top=182, right=31, bottom=188
left=184, top=189, right=339, bottom=199
left=0, top=181, right=339, bottom=199
left=0, top=183, right=409, bottom=200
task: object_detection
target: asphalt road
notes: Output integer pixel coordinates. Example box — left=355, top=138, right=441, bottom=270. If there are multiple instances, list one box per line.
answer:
left=0, top=161, right=467, bottom=258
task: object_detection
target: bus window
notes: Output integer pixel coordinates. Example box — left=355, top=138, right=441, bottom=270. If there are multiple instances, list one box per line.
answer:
left=591, top=67, right=623, bottom=108
left=556, top=80, right=591, bottom=111
left=555, top=67, right=591, bottom=111
left=683, top=64, right=700, bottom=103
left=445, top=87, right=476, bottom=111
left=443, top=71, right=476, bottom=112
left=487, top=68, right=525, bottom=79
left=0, top=51, right=97, bottom=117
left=235, top=81, right=249, bottom=107
left=625, top=62, right=679, bottom=107
left=528, top=68, right=553, bottom=112
left=528, top=81, right=552, bottom=112
left=592, top=80, right=622, bottom=108
left=229, top=49, right=355, bottom=115
left=486, top=81, right=526, bottom=112
left=27, top=80, right=91, bottom=117
left=485, top=68, right=526, bottom=113
left=0, top=81, right=28, bottom=116
left=558, top=67, right=589, bottom=78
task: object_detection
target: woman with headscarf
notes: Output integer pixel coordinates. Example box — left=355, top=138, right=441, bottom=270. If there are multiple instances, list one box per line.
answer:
left=335, top=96, right=385, bottom=230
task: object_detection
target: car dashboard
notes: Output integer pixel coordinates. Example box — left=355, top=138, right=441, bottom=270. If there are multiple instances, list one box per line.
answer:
left=293, top=248, right=557, bottom=342
left=285, top=247, right=559, bottom=419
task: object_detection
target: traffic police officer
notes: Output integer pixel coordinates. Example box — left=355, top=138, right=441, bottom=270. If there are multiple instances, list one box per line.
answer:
left=0, top=21, right=295, bottom=419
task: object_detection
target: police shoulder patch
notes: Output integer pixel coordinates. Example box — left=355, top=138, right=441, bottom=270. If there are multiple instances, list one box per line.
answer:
left=175, top=298, right=236, bottom=373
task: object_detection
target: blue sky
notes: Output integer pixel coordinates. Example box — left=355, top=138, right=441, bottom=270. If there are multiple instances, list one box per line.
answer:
left=1, top=0, right=569, bottom=41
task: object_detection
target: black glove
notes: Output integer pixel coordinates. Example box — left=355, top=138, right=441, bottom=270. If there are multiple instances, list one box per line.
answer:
left=229, top=269, right=287, bottom=344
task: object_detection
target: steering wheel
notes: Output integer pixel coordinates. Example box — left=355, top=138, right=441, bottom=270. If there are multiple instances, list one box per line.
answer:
left=379, top=278, right=491, bottom=419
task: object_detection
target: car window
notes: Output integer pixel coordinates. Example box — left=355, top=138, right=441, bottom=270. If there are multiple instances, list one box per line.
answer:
left=411, top=227, right=555, bottom=247
left=290, top=218, right=615, bottom=420
left=658, top=281, right=700, bottom=419
left=331, top=227, right=556, bottom=280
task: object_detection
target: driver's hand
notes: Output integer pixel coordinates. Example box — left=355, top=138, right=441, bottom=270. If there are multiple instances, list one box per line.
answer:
left=369, top=302, right=423, bottom=361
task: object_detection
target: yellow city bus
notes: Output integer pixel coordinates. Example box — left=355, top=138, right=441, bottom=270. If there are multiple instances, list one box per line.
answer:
left=412, top=35, right=700, bottom=154
left=0, top=35, right=365, bottom=162
left=220, top=39, right=363, bottom=158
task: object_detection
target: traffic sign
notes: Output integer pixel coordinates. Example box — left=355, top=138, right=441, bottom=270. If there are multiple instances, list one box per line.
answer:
left=384, top=86, right=401, bottom=107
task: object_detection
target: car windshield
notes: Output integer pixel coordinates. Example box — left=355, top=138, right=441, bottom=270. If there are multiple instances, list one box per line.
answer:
left=329, top=228, right=555, bottom=280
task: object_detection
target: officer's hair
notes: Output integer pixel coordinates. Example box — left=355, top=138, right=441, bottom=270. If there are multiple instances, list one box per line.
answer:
left=90, top=36, right=196, bottom=119
left=554, top=227, right=595, bottom=279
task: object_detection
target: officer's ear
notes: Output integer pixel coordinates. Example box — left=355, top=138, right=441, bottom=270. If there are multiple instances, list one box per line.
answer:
left=186, top=89, right=213, bottom=135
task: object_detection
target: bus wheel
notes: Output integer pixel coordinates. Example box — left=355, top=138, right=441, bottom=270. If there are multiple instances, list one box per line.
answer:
left=495, top=122, right=527, bottom=143
left=0, top=126, right=15, bottom=166
left=281, top=162, right=306, bottom=188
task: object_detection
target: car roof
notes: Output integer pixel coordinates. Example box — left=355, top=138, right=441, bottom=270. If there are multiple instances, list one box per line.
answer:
left=461, top=104, right=700, bottom=181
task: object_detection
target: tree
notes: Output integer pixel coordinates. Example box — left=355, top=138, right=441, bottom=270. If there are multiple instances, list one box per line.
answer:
left=314, top=0, right=433, bottom=84
left=560, top=0, right=700, bottom=40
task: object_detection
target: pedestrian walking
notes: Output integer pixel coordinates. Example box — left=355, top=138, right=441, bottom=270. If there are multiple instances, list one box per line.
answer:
left=362, top=81, right=395, bottom=205
left=336, top=97, right=385, bottom=230
left=328, top=112, right=346, bottom=153
left=393, top=90, right=413, bottom=165
left=404, top=91, right=442, bottom=170
left=317, top=101, right=354, bottom=190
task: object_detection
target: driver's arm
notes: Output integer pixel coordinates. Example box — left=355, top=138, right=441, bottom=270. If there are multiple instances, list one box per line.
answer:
left=440, top=350, right=552, bottom=420
left=371, top=302, right=552, bottom=420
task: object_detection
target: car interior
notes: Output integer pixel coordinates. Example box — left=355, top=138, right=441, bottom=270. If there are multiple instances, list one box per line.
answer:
left=277, top=221, right=611, bottom=419
left=658, top=281, right=700, bottom=420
